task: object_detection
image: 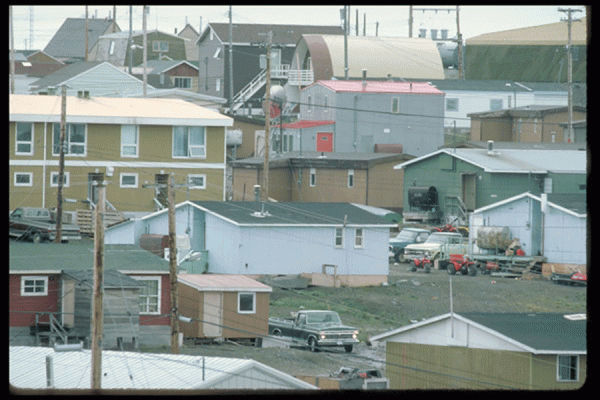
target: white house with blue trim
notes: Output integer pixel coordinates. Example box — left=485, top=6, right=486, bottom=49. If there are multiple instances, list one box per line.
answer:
left=105, top=201, right=395, bottom=286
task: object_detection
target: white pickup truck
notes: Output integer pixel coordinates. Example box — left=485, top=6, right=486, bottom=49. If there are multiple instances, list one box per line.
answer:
left=9, top=207, right=81, bottom=243
left=403, top=231, right=467, bottom=262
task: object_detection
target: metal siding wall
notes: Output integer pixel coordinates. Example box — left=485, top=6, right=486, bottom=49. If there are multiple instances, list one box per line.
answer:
left=544, top=209, right=587, bottom=264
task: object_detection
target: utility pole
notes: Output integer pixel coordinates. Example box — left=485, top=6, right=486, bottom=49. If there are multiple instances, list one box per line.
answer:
left=263, top=31, right=273, bottom=202
left=408, top=5, right=413, bottom=38
left=456, top=6, right=463, bottom=79
left=168, top=174, right=179, bottom=354
left=143, top=175, right=182, bottom=354
left=55, top=84, right=67, bottom=243
left=559, top=7, right=582, bottom=143
left=344, top=6, right=349, bottom=80
left=128, top=5, right=133, bottom=74
left=91, top=180, right=106, bottom=390
left=143, top=5, right=148, bottom=97
left=9, top=6, right=14, bottom=94
left=85, top=6, right=89, bottom=62
left=228, top=6, right=234, bottom=114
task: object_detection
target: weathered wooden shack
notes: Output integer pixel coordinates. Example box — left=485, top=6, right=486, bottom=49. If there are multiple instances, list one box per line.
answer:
left=60, top=269, right=144, bottom=350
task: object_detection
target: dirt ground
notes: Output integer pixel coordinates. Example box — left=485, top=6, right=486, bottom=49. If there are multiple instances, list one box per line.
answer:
left=176, top=261, right=587, bottom=378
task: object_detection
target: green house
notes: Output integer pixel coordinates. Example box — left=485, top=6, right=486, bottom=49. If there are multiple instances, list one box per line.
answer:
left=394, top=144, right=587, bottom=222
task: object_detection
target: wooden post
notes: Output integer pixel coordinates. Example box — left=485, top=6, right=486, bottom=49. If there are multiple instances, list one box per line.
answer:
left=263, top=31, right=272, bottom=202
left=91, top=181, right=105, bottom=389
left=168, top=174, right=179, bottom=354
left=55, top=84, right=67, bottom=243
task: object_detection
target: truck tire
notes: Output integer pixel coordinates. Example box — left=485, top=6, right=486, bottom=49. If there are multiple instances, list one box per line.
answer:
left=30, top=231, right=43, bottom=244
left=447, top=264, right=457, bottom=275
left=271, top=329, right=282, bottom=337
left=344, top=344, right=353, bottom=353
left=308, top=336, right=320, bottom=352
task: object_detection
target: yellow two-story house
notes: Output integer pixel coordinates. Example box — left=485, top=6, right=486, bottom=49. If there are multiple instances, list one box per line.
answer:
left=9, top=94, right=233, bottom=217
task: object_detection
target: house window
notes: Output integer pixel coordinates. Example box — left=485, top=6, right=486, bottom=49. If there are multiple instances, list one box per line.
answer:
left=120, top=173, right=138, bottom=188
left=215, top=78, right=221, bottom=92
left=108, top=40, right=116, bottom=55
left=14, top=172, right=33, bottom=187
left=188, top=174, right=206, bottom=189
left=213, top=47, right=222, bottom=59
left=15, top=122, right=34, bottom=155
left=335, top=228, right=344, bottom=248
left=121, top=125, right=139, bottom=157
left=21, top=276, right=48, bottom=296
left=446, top=98, right=459, bottom=112
left=132, top=276, right=161, bottom=315
left=557, top=355, right=579, bottom=382
left=307, top=95, right=312, bottom=112
left=348, top=169, right=354, bottom=188
left=173, top=126, right=206, bottom=158
left=309, top=168, right=316, bottom=187
left=53, top=123, right=86, bottom=156
left=174, top=77, right=191, bottom=89
left=355, top=228, right=364, bottom=248
left=238, top=292, right=256, bottom=314
left=152, top=41, right=169, bottom=53
left=391, top=97, right=400, bottom=113
left=50, top=171, right=70, bottom=187
left=490, top=99, right=503, bottom=111
left=323, top=95, right=328, bottom=113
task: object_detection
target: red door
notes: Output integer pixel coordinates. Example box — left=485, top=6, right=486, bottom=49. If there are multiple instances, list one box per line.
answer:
left=316, top=132, right=333, bottom=152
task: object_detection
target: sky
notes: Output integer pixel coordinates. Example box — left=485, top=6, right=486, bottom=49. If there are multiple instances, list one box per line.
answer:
left=10, top=5, right=587, bottom=51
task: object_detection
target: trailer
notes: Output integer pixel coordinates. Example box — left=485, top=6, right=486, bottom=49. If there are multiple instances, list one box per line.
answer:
left=468, top=226, right=546, bottom=276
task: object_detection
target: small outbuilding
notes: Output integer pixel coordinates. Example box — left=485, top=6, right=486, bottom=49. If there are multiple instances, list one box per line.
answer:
left=178, top=274, right=272, bottom=344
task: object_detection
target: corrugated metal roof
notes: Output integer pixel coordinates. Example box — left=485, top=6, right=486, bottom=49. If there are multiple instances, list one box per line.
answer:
left=9, top=94, right=233, bottom=127
left=9, top=346, right=316, bottom=390
left=315, top=80, right=444, bottom=95
left=319, top=35, right=445, bottom=80
left=178, top=274, right=272, bottom=292
left=395, top=148, right=587, bottom=174
left=205, top=23, right=343, bottom=45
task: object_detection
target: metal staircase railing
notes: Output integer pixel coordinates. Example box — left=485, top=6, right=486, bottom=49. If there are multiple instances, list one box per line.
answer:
left=231, top=69, right=267, bottom=112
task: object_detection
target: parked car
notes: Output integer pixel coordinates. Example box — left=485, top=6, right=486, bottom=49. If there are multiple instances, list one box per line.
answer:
left=9, top=207, right=81, bottom=243
left=269, top=310, right=359, bottom=353
left=403, top=231, right=467, bottom=263
left=389, top=228, right=431, bottom=262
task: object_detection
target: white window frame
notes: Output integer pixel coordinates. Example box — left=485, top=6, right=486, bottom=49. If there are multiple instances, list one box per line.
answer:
left=335, top=227, right=344, bottom=248
left=50, top=171, right=70, bottom=187
left=132, top=276, right=162, bottom=315
left=108, top=40, right=116, bottom=55
left=216, top=78, right=221, bottom=92
left=14, top=172, right=33, bottom=187
left=52, top=123, right=87, bottom=156
left=172, top=126, right=206, bottom=159
left=152, top=40, right=169, bottom=53
left=188, top=174, right=207, bottom=189
left=174, top=77, right=192, bottom=89
left=15, top=122, right=34, bottom=155
left=120, top=125, right=139, bottom=158
left=21, top=276, right=48, bottom=296
left=557, top=355, right=579, bottom=382
left=213, top=47, right=222, bottom=59
left=237, top=292, right=256, bottom=314
left=354, top=228, right=364, bottom=248
left=309, top=168, right=316, bottom=187
left=348, top=169, right=355, bottom=188
left=120, top=173, right=138, bottom=188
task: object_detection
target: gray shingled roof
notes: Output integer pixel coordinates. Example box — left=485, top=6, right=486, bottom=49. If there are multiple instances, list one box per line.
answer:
left=44, top=18, right=118, bottom=60
left=9, top=240, right=169, bottom=273
left=191, top=201, right=395, bottom=226
left=203, top=23, right=343, bottom=45
left=460, top=312, right=587, bottom=352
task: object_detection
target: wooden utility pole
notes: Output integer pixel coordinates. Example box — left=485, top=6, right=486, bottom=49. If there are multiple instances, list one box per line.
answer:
left=85, top=6, right=89, bottom=62
left=263, top=31, right=273, bottom=202
left=143, top=5, right=148, bottom=97
left=228, top=6, right=234, bottom=113
left=91, top=180, right=106, bottom=389
left=55, top=84, right=67, bottom=243
left=143, top=175, right=181, bottom=354
left=168, top=174, right=179, bottom=354
left=456, top=6, right=463, bottom=79
left=559, top=7, right=582, bottom=143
